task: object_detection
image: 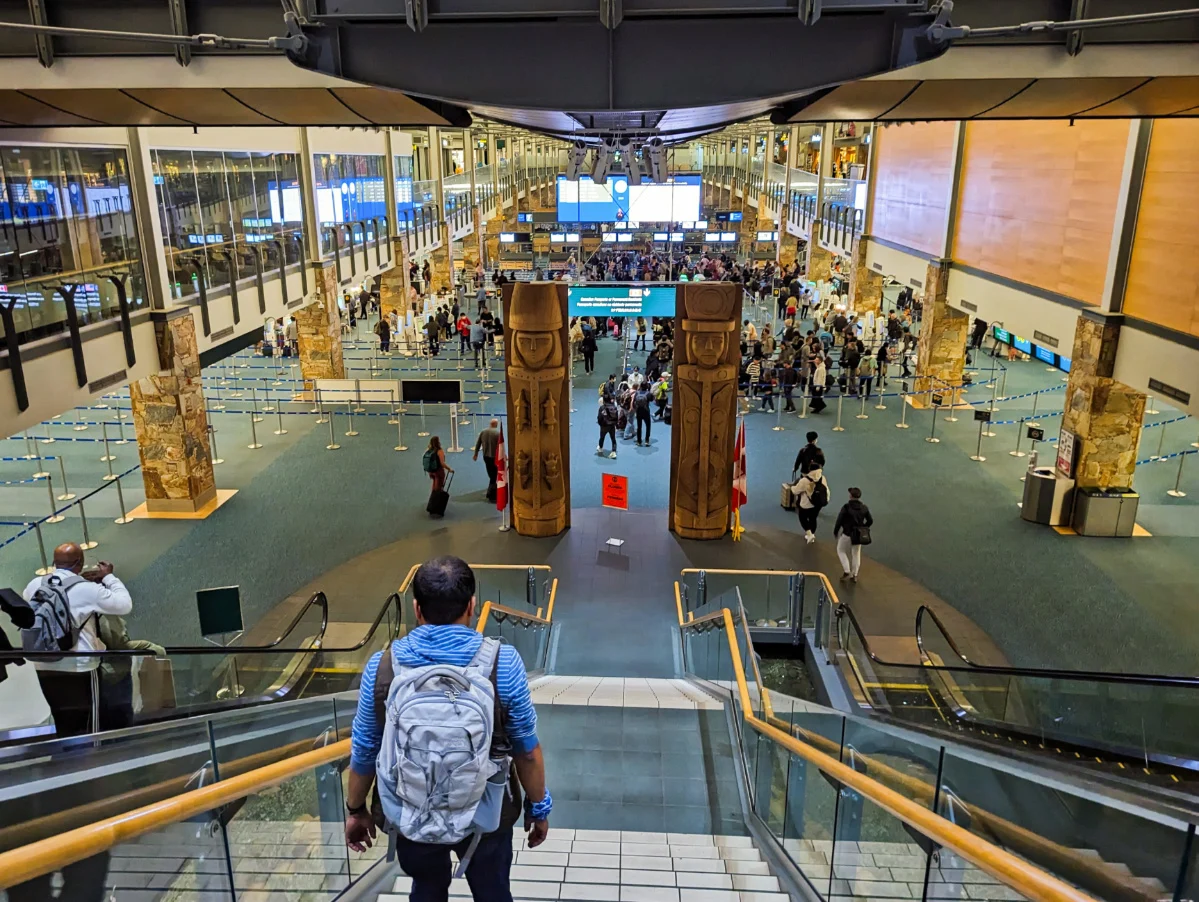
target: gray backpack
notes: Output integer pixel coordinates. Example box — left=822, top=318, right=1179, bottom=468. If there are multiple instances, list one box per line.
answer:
left=22, top=573, right=86, bottom=660
left=373, top=638, right=512, bottom=871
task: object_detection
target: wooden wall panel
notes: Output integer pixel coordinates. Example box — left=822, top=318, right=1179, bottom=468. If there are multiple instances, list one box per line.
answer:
left=952, top=120, right=1128, bottom=306
left=868, top=121, right=957, bottom=257
left=1124, top=120, right=1199, bottom=338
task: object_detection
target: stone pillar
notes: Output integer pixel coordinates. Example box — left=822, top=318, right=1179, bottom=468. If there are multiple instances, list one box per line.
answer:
left=379, top=236, right=411, bottom=324
left=296, top=262, right=345, bottom=381
left=779, top=238, right=798, bottom=270
left=847, top=237, right=884, bottom=317
left=503, top=282, right=570, bottom=537
left=485, top=215, right=505, bottom=269
left=807, top=243, right=834, bottom=283
left=462, top=206, right=482, bottom=272
left=1060, top=314, right=1145, bottom=490
left=669, top=282, right=742, bottom=540
left=129, top=309, right=216, bottom=514
left=430, top=224, right=453, bottom=294
left=911, top=261, right=967, bottom=407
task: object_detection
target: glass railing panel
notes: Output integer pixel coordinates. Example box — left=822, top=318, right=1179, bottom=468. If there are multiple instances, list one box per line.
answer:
left=472, top=568, right=548, bottom=614
left=828, top=791, right=933, bottom=902
left=779, top=717, right=844, bottom=899
left=413, top=178, right=438, bottom=206
left=939, top=748, right=1190, bottom=902
left=480, top=612, right=550, bottom=673
left=840, top=719, right=940, bottom=812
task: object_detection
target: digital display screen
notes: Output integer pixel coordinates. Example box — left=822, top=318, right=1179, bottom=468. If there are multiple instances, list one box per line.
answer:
left=705, top=232, right=721, bottom=241
left=197, top=586, right=244, bottom=637
left=992, top=326, right=1011, bottom=344
left=721, top=232, right=737, bottom=242
left=568, top=284, right=677, bottom=318
left=550, top=233, right=566, bottom=243
left=729, top=211, right=743, bottom=222
left=1034, top=346, right=1057, bottom=365
left=1013, top=335, right=1032, bottom=355
left=500, top=233, right=516, bottom=243
left=556, top=174, right=701, bottom=222
left=1058, top=356, right=1072, bottom=373
left=695, top=220, right=708, bottom=229
left=401, top=379, right=464, bottom=404
left=670, top=232, right=684, bottom=242
left=653, top=232, right=669, bottom=241
left=614, top=221, right=628, bottom=230
left=565, top=233, right=580, bottom=243
left=517, top=212, right=533, bottom=222
left=602, top=232, right=617, bottom=242
left=616, top=233, right=633, bottom=243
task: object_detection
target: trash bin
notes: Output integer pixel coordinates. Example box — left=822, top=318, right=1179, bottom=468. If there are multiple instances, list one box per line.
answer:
left=1073, top=487, right=1140, bottom=537
left=1021, top=467, right=1074, bottom=526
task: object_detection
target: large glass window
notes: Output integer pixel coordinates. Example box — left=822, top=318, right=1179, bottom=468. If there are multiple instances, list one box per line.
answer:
left=312, top=153, right=386, bottom=260
left=152, top=149, right=304, bottom=301
left=0, top=144, right=148, bottom=344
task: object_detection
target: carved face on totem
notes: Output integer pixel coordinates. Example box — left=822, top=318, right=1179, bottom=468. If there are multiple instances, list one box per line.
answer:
left=514, top=331, right=558, bottom=370
left=687, top=331, right=727, bottom=368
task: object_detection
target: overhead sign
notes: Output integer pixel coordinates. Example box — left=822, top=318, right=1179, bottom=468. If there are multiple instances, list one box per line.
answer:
left=568, top=283, right=676, bottom=318
left=602, top=473, right=629, bottom=510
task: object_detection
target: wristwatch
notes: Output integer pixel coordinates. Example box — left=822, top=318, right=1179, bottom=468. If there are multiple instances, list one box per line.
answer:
left=346, top=802, right=368, bottom=817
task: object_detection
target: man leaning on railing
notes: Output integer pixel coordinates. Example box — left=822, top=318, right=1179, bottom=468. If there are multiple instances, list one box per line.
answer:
left=345, top=555, right=551, bottom=901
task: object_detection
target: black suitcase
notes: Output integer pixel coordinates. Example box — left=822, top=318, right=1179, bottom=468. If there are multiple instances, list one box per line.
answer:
left=663, top=404, right=672, bottom=425
left=427, top=472, right=453, bottom=517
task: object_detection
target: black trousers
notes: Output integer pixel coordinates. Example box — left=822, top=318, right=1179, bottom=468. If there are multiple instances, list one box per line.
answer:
left=396, top=827, right=514, bottom=902
left=783, top=388, right=795, bottom=411
left=798, top=506, right=820, bottom=535
left=484, top=456, right=498, bottom=501
left=635, top=409, right=651, bottom=443
left=598, top=424, right=617, bottom=451
left=582, top=350, right=595, bottom=373
left=36, top=669, right=94, bottom=737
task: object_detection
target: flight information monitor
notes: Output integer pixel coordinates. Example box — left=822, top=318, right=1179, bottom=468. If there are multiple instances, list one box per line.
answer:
left=568, top=284, right=677, bottom=318
left=556, top=174, right=701, bottom=222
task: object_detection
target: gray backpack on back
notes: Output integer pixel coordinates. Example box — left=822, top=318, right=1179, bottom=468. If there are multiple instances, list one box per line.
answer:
left=22, top=573, right=86, bottom=660
left=374, top=638, right=511, bottom=869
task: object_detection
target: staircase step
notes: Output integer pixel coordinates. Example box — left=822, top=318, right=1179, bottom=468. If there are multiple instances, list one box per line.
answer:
left=529, top=676, right=723, bottom=709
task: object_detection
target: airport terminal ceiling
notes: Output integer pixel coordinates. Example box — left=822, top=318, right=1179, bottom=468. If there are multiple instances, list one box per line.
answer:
left=1, top=0, right=1199, bottom=131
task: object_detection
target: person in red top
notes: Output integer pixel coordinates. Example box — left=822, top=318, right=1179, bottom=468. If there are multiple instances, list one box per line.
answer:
left=456, top=313, right=472, bottom=354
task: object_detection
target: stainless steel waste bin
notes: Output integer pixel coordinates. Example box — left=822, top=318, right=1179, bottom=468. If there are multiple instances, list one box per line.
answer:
left=1073, top=487, right=1140, bottom=537
left=1021, top=467, right=1074, bottom=526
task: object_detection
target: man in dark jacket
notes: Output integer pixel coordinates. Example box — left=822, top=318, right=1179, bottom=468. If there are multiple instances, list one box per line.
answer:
left=792, top=432, right=825, bottom=480
left=597, top=398, right=619, bottom=459
left=833, top=487, right=873, bottom=583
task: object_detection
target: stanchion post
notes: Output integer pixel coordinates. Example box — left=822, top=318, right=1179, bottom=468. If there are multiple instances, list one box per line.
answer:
left=116, top=417, right=128, bottom=445
left=832, top=394, right=845, bottom=432
left=114, top=475, right=132, bottom=524
left=896, top=389, right=909, bottom=429
left=326, top=407, right=341, bottom=450
left=251, top=387, right=263, bottom=423
left=856, top=394, right=869, bottom=420
left=970, top=416, right=986, bottom=462
left=999, top=368, right=1007, bottom=399
left=982, top=400, right=997, bottom=437
left=315, top=389, right=328, bottom=424
left=395, top=407, right=408, bottom=452
left=1028, top=391, right=1040, bottom=428
left=354, top=379, right=365, bottom=413
left=78, top=499, right=98, bottom=550
left=389, top=389, right=400, bottom=425
left=100, top=423, right=116, bottom=462
left=448, top=404, right=463, bottom=452
left=345, top=403, right=359, bottom=437
left=274, top=406, right=288, bottom=436
left=247, top=411, right=263, bottom=449
left=45, top=474, right=64, bottom=522
left=1167, top=452, right=1189, bottom=498
left=418, top=401, right=430, bottom=437
left=31, top=442, right=48, bottom=479
left=1010, top=417, right=1027, bottom=458
left=209, top=424, right=224, bottom=465
left=944, top=386, right=959, bottom=423
left=1151, top=422, right=1167, bottom=461
left=34, top=521, right=52, bottom=575
left=262, top=378, right=276, bottom=412
left=925, top=400, right=941, bottom=444
left=772, top=399, right=784, bottom=432
left=211, top=385, right=226, bottom=411
left=56, top=455, right=75, bottom=500
left=22, top=431, right=35, bottom=460
left=1146, top=395, right=1160, bottom=415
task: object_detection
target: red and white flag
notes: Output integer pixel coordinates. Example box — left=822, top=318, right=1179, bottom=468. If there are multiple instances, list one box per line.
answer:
left=495, top=426, right=508, bottom=513
left=732, top=418, right=747, bottom=510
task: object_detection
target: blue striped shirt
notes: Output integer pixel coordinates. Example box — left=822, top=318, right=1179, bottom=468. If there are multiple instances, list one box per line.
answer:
left=349, top=625, right=539, bottom=776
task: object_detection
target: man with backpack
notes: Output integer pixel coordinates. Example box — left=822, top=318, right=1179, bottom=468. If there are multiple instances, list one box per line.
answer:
left=597, top=396, right=619, bottom=459
left=633, top=383, right=653, bottom=447
left=344, top=557, right=549, bottom=898
left=792, top=464, right=829, bottom=545
left=21, top=542, right=132, bottom=737
left=792, top=431, right=825, bottom=479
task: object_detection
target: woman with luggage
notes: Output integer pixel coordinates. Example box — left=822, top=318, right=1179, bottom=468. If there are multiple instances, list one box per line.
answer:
left=422, top=436, right=454, bottom=517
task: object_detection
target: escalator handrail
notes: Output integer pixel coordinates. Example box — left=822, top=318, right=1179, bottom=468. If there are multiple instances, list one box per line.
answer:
left=0, top=591, right=331, bottom=662
left=0, top=737, right=352, bottom=889
left=915, top=604, right=1199, bottom=687
left=677, top=605, right=1098, bottom=902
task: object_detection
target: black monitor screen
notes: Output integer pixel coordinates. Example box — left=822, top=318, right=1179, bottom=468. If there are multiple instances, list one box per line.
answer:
left=197, top=586, right=244, bottom=637
left=402, top=380, right=464, bottom=404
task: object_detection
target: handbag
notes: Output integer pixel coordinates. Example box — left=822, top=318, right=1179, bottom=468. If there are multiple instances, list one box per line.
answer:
left=853, top=525, right=872, bottom=546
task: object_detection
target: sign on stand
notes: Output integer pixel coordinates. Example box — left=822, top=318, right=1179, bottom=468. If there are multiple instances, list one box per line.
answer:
left=1056, top=428, right=1077, bottom=478
left=602, top=473, right=629, bottom=510
left=974, top=409, right=991, bottom=423
left=1027, top=425, right=1045, bottom=442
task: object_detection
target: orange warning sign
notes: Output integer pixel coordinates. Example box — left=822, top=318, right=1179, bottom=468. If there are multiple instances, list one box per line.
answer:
left=601, top=473, right=629, bottom=510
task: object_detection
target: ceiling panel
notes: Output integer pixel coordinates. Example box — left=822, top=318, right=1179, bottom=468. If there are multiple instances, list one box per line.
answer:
left=882, top=79, right=1034, bottom=120
left=979, top=77, right=1148, bottom=118
left=23, top=89, right=192, bottom=126
left=0, top=90, right=102, bottom=126
left=331, top=88, right=452, bottom=125
left=226, top=88, right=372, bottom=125
left=789, top=81, right=920, bottom=122
left=1080, top=76, right=1199, bottom=117
left=125, top=88, right=281, bottom=125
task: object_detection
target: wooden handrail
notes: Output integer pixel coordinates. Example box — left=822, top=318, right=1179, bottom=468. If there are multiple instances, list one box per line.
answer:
left=475, top=601, right=553, bottom=634
left=0, top=739, right=350, bottom=889
left=678, top=567, right=842, bottom=608
left=545, top=578, right=558, bottom=622
left=674, top=592, right=1098, bottom=902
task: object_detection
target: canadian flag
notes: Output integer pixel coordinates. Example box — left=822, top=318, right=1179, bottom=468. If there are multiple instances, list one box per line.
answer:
left=732, top=418, right=747, bottom=510
left=495, top=426, right=508, bottom=513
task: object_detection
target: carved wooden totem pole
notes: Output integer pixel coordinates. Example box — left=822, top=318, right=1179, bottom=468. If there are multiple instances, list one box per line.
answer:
left=669, top=282, right=742, bottom=539
left=503, top=282, right=571, bottom=537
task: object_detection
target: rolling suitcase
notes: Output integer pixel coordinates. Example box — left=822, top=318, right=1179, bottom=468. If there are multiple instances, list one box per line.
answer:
left=427, top=472, right=453, bottom=517
left=781, top=482, right=796, bottom=511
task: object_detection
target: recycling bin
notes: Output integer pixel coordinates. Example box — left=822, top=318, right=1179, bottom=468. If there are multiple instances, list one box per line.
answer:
left=1021, top=467, right=1074, bottom=526
left=1073, top=487, right=1139, bottom=537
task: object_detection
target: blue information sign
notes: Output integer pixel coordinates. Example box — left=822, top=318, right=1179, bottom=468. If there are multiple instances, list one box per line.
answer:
left=567, top=283, right=677, bottom=318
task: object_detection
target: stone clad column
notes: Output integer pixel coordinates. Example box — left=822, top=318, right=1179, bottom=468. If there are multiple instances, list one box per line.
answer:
left=295, top=261, right=345, bottom=381
left=504, top=282, right=570, bottom=537
left=379, top=236, right=411, bottom=325
left=429, top=223, right=453, bottom=294
left=911, top=261, right=967, bottom=407
left=129, top=309, right=216, bottom=513
left=807, top=244, right=834, bottom=284
left=1060, top=313, right=1145, bottom=489
left=847, top=238, right=884, bottom=317
left=669, top=283, right=742, bottom=540
left=778, top=237, right=798, bottom=270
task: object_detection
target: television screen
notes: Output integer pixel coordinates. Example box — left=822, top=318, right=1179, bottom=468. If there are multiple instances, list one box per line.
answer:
left=653, top=232, right=669, bottom=241
left=992, top=326, right=1011, bottom=344
left=756, top=231, right=775, bottom=241
left=729, top=211, right=743, bottom=222
left=1013, top=335, right=1032, bottom=355
left=550, top=233, right=566, bottom=243
left=614, top=221, right=628, bottom=230
left=721, top=232, right=737, bottom=242
left=500, top=233, right=516, bottom=243
left=517, top=212, right=533, bottom=222
left=695, top=220, right=708, bottom=229
left=670, top=232, right=685, bottom=242
left=1058, top=356, right=1072, bottom=373
left=617, top=233, right=633, bottom=242
left=1034, top=346, right=1057, bottom=365
left=565, top=233, right=580, bottom=243
left=556, top=174, right=701, bottom=223
left=568, top=284, right=677, bottom=318
left=705, top=232, right=721, bottom=241
left=602, top=232, right=617, bottom=242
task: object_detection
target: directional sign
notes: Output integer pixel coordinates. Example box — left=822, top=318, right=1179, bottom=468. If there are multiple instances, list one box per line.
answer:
left=602, top=473, right=628, bottom=510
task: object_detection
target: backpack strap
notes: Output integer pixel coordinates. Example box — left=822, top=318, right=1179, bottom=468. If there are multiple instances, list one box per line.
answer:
left=372, top=641, right=395, bottom=728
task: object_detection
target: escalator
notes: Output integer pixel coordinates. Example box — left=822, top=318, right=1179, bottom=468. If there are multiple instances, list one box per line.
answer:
left=0, top=589, right=405, bottom=744
left=830, top=600, right=1199, bottom=792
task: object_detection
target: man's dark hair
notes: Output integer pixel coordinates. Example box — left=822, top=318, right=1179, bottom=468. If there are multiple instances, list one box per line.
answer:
left=848, top=487, right=862, bottom=500
left=413, top=556, right=476, bottom=625
left=806, top=432, right=818, bottom=443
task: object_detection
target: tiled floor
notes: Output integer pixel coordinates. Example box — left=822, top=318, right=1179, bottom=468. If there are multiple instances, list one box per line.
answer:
left=530, top=676, right=723, bottom=709
left=380, top=829, right=789, bottom=902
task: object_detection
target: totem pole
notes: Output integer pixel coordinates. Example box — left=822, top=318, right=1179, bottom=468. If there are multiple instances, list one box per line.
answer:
left=503, top=282, right=571, bottom=537
left=669, top=282, right=742, bottom=539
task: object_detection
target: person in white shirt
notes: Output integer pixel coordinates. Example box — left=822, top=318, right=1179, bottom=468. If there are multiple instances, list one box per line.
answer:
left=22, top=542, right=133, bottom=737
left=792, top=466, right=829, bottom=545
left=284, top=315, right=298, bottom=354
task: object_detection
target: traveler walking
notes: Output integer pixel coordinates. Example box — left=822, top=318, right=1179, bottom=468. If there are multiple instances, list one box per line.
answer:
left=971, top=317, right=988, bottom=350
left=374, top=316, right=391, bottom=354
left=21, top=542, right=133, bottom=737
left=833, top=487, right=874, bottom=583
left=759, top=370, right=776, bottom=412
left=792, top=431, right=825, bottom=478
left=633, top=383, right=653, bottom=446
left=344, top=556, right=550, bottom=900
left=457, top=312, right=473, bottom=354
left=285, top=315, right=298, bottom=355
left=470, top=320, right=487, bottom=368
left=473, top=420, right=502, bottom=503
left=580, top=328, right=597, bottom=374
left=781, top=361, right=799, bottom=412
left=792, top=465, right=829, bottom=544
left=634, top=316, right=648, bottom=351
left=810, top=356, right=828, bottom=413
left=651, top=375, right=670, bottom=420
left=422, top=436, right=454, bottom=517
left=425, top=316, right=440, bottom=356
left=858, top=353, right=876, bottom=399
left=597, top=397, right=619, bottom=458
